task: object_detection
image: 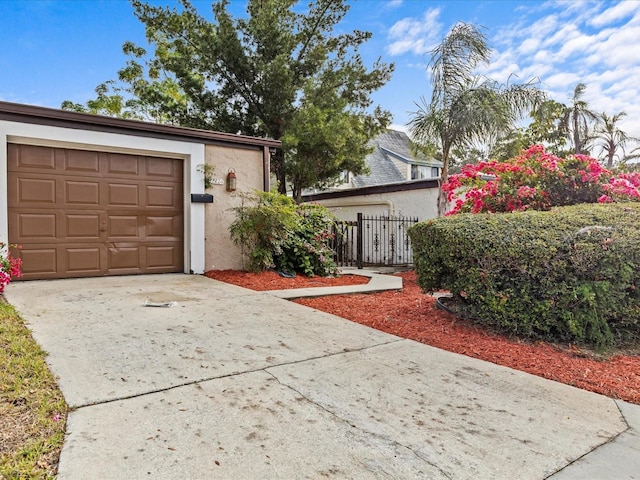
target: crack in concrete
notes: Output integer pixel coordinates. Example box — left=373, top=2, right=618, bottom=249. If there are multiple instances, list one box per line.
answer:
left=264, top=368, right=454, bottom=480
left=543, top=399, right=632, bottom=479
left=70, top=338, right=405, bottom=409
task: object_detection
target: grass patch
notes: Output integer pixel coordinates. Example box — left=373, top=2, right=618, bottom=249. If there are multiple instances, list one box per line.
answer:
left=0, top=301, right=67, bottom=479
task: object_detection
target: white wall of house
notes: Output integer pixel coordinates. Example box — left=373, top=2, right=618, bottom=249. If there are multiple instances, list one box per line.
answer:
left=0, top=120, right=208, bottom=274
left=309, top=187, right=439, bottom=221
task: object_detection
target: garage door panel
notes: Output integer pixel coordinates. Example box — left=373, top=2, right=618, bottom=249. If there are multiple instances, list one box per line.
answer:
left=66, top=247, right=101, bottom=273
left=146, top=185, right=178, bottom=208
left=146, top=216, right=177, bottom=238
left=108, top=246, right=140, bottom=270
left=15, top=213, right=57, bottom=240
left=107, top=153, right=140, bottom=176
left=8, top=144, right=56, bottom=171
left=66, top=214, right=101, bottom=239
left=20, top=248, right=57, bottom=275
left=65, top=150, right=100, bottom=173
left=66, top=180, right=100, bottom=205
left=108, top=183, right=140, bottom=207
left=147, top=245, right=182, bottom=270
left=146, top=156, right=181, bottom=179
left=9, top=145, right=183, bottom=279
left=108, top=215, right=140, bottom=238
left=16, top=177, right=57, bottom=204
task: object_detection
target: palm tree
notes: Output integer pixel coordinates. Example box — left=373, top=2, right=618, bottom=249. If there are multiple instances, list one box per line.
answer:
left=592, top=111, right=640, bottom=168
left=560, top=83, right=598, bottom=155
left=409, top=23, right=545, bottom=216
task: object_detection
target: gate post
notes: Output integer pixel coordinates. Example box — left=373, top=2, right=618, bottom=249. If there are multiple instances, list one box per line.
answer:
left=357, top=212, right=363, bottom=269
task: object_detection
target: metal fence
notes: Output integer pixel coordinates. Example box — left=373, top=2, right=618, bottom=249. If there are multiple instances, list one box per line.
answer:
left=332, top=213, right=419, bottom=268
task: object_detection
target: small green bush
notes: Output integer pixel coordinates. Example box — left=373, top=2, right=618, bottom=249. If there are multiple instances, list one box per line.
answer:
left=409, top=203, right=640, bottom=349
left=229, top=191, right=338, bottom=276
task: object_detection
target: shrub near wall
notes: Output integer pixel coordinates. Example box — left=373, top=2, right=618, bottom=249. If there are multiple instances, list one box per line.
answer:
left=409, top=203, right=640, bottom=349
left=229, top=191, right=338, bottom=276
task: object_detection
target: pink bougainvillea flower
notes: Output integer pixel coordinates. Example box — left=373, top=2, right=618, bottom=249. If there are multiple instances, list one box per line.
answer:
left=442, top=144, right=640, bottom=215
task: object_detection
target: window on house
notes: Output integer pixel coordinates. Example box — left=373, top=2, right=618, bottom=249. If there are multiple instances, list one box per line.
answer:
left=411, top=164, right=430, bottom=180
left=339, top=170, right=350, bottom=184
left=431, top=167, right=440, bottom=178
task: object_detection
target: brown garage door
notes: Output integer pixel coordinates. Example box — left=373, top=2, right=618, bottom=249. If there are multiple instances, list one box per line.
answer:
left=8, top=144, right=184, bottom=280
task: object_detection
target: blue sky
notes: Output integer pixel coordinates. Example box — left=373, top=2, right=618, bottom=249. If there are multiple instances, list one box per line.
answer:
left=1, top=0, right=639, bottom=138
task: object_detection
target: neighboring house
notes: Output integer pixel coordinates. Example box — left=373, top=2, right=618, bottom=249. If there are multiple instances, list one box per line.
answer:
left=303, top=129, right=441, bottom=221
left=302, top=179, right=439, bottom=220
left=350, top=129, right=442, bottom=188
left=0, top=101, right=280, bottom=280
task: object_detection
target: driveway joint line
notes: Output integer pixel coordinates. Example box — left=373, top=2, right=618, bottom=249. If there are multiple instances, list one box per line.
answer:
left=543, top=398, right=631, bottom=479
left=263, top=368, right=454, bottom=479
left=70, top=338, right=405, bottom=410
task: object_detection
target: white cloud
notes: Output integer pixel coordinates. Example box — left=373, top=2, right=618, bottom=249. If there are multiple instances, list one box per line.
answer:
left=378, top=0, right=640, bottom=139
left=385, top=0, right=404, bottom=9
left=586, top=24, right=640, bottom=67
left=386, top=8, right=442, bottom=56
left=589, top=0, right=640, bottom=27
left=518, top=38, right=540, bottom=55
left=485, top=0, right=640, bottom=136
left=542, top=72, right=582, bottom=91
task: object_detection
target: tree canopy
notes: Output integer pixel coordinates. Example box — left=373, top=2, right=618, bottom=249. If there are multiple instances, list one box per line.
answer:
left=63, top=0, right=393, bottom=199
left=561, top=83, right=598, bottom=155
left=591, top=111, right=640, bottom=168
left=409, top=22, right=545, bottom=216
left=491, top=84, right=640, bottom=168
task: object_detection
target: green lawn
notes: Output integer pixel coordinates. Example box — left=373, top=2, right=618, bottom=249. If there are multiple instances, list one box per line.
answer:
left=0, top=301, right=67, bottom=479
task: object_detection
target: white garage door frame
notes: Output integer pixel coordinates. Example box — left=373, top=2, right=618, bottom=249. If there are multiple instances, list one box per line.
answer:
left=0, top=120, right=207, bottom=275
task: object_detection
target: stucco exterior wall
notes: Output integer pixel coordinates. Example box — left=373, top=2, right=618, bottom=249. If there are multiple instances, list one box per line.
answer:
left=310, top=187, right=439, bottom=222
left=203, top=144, right=265, bottom=271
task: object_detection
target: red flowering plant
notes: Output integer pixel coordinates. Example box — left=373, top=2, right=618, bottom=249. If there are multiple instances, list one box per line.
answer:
left=442, top=145, right=640, bottom=215
left=0, top=243, right=22, bottom=293
left=600, top=172, right=640, bottom=203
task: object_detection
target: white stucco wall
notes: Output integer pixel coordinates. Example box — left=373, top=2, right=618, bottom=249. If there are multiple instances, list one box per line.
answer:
left=0, top=120, right=207, bottom=274
left=309, top=187, right=439, bottom=222
left=203, top=144, right=264, bottom=271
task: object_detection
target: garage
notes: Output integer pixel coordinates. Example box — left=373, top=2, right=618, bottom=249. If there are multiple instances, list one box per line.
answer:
left=1, top=100, right=280, bottom=280
left=8, top=144, right=184, bottom=280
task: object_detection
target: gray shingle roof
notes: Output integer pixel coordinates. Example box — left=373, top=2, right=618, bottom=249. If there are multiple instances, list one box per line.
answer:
left=351, top=129, right=441, bottom=187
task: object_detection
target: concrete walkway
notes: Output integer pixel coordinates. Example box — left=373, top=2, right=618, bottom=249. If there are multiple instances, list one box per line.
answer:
left=265, top=267, right=403, bottom=298
left=5, top=273, right=640, bottom=479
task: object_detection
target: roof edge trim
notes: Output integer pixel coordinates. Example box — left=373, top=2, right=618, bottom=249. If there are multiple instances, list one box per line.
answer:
left=0, top=101, right=281, bottom=148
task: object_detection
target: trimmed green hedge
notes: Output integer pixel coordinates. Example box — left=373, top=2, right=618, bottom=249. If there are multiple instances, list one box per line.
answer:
left=409, top=203, right=640, bottom=349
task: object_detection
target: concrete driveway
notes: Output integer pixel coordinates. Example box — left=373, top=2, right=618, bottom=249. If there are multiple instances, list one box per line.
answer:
left=5, top=274, right=639, bottom=479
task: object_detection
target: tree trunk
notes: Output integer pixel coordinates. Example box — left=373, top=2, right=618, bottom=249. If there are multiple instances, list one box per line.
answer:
left=573, top=113, right=581, bottom=154
left=607, top=152, right=614, bottom=169
left=271, top=149, right=287, bottom=194
left=277, top=169, right=287, bottom=195
left=437, top=147, right=451, bottom=217
left=293, top=184, right=302, bottom=204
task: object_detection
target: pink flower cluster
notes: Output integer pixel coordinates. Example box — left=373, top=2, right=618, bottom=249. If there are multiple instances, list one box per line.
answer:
left=601, top=173, right=640, bottom=202
left=443, top=145, right=640, bottom=215
left=0, top=244, right=22, bottom=293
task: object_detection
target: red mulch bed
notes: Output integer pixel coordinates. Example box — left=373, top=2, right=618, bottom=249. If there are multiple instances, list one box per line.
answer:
left=204, top=269, right=369, bottom=291
left=206, top=270, right=640, bottom=404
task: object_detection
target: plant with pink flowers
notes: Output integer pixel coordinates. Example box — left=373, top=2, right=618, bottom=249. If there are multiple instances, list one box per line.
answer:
left=443, top=145, right=640, bottom=215
left=0, top=243, right=22, bottom=293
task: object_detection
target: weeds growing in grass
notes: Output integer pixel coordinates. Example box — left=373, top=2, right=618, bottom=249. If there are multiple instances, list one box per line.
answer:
left=0, top=301, right=67, bottom=479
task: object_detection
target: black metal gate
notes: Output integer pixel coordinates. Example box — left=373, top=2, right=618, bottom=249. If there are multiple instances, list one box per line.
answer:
left=332, top=213, right=419, bottom=268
